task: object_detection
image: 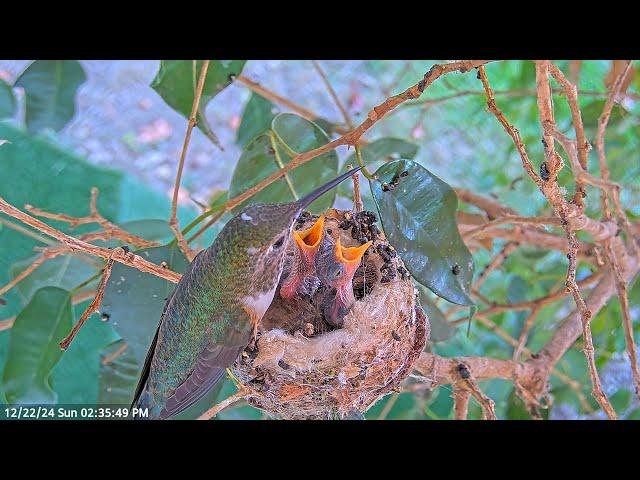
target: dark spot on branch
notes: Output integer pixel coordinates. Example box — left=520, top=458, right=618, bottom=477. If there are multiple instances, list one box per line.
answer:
left=457, top=363, right=471, bottom=379
left=121, top=245, right=130, bottom=254
left=540, top=162, right=550, bottom=181
left=417, top=79, right=426, bottom=92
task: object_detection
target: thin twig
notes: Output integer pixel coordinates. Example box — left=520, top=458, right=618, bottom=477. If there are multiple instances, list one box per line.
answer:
left=463, top=215, right=561, bottom=239
left=59, top=250, right=119, bottom=350
left=535, top=61, right=616, bottom=419
left=25, top=188, right=158, bottom=249
left=0, top=217, right=56, bottom=245
left=513, top=306, right=542, bottom=361
left=197, top=387, right=253, bottom=420
left=596, top=60, right=632, bottom=220
left=456, top=362, right=497, bottom=420
left=0, top=196, right=181, bottom=283
left=0, top=250, right=54, bottom=296
left=312, top=60, right=354, bottom=129
left=351, top=165, right=363, bottom=212
left=236, top=75, right=336, bottom=129
left=101, top=342, right=129, bottom=366
left=605, top=240, right=640, bottom=397
left=474, top=242, right=519, bottom=290
left=548, top=63, right=589, bottom=205
left=477, top=66, right=542, bottom=187
left=169, top=60, right=210, bottom=262
left=453, top=387, right=471, bottom=420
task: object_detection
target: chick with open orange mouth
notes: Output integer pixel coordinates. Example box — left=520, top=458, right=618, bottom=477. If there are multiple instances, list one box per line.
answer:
left=315, top=236, right=372, bottom=328
left=280, top=215, right=325, bottom=300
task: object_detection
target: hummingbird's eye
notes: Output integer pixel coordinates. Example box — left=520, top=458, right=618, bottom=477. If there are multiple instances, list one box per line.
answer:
left=273, top=236, right=285, bottom=249
left=334, top=268, right=343, bottom=278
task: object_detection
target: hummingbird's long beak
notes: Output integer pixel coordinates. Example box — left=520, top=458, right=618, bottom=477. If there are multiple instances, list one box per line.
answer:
left=295, top=166, right=362, bottom=211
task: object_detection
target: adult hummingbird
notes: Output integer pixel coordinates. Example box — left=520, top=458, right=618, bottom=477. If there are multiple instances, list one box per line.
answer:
left=279, top=215, right=325, bottom=300
left=132, top=167, right=360, bottom=419
left=315, top=236, right=372, bottom=328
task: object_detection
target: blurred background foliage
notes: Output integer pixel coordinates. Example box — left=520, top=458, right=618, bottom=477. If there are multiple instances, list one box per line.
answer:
left=0, top=60, right=638, bottom=419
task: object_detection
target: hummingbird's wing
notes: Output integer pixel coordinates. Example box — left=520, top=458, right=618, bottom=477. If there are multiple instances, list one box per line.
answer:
left=159, top=341, right=245, bottom=419
left=132, top=249, right=254, bottom=419
left=131, top=252, right=187, bottom=411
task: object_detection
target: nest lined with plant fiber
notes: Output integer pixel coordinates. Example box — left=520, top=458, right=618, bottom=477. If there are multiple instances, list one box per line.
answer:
left=231, top=209, right=429, bottom=419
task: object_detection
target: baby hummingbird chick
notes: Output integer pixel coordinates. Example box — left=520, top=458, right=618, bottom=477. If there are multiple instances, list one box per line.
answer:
left=316, top=236, right=372, bottom=328
left=280, top=215, right=325, bottom=300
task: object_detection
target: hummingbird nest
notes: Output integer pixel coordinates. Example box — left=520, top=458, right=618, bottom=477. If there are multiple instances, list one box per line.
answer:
left=231, top=209, right=429, bottom=419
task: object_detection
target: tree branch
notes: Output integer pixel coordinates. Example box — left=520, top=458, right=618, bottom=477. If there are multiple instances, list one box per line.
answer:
left=0, top=197, right=181, bottom=283
left=169, top=60, right=209, bottom=262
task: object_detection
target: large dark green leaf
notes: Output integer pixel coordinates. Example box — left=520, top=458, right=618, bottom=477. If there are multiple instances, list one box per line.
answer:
left=101, top=245, right=189, bottom=363
left=370, top=159, right=474, bottom=305
left=416, top=283, right=456, bottom=342
left=236, top=93, right=277, bottom=147
left=15, top=60, right=87, bottom=133
left=98, top=340, right=140, bottom=405
left=52, top=302, right=120, bottom=404
left=229, top=113, right=339, bottom=213
left=2, top=287, right=72, bottom=404
left=151, top=60, right=246, bottom=147
left=0, top=79, right=15, bottom=118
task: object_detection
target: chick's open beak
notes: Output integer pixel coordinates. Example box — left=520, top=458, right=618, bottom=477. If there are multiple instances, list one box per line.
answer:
left=335, top=237, right=372, bottom=278
left=292, top=215, right=325, bottom=264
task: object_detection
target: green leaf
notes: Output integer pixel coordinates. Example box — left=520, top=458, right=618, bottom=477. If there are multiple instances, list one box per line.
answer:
left=236, top=93, right=277, bottom=147
left=98, top=341, right=140, bottom=405
left=101, top=245, right=189, bottom=363
left=229, top=113, right=339, bottom=213
left=370, top=159, right=474, bottom=305
left=0, top=79, right=16, bottom=118
left=2, top=287, right=73, bottom=404
left=151, top=60, right=247, bottom=147
left=15, top=60, right=87, bottom=133
left=416, top=283, right=456, bottom=342
left=10, top=254, right=98, bottom=304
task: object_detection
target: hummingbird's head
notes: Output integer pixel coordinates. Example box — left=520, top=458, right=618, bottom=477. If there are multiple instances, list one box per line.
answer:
left=316, top=237, right=372, bottom=290
left=219, top=167, right=362, bottom=294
